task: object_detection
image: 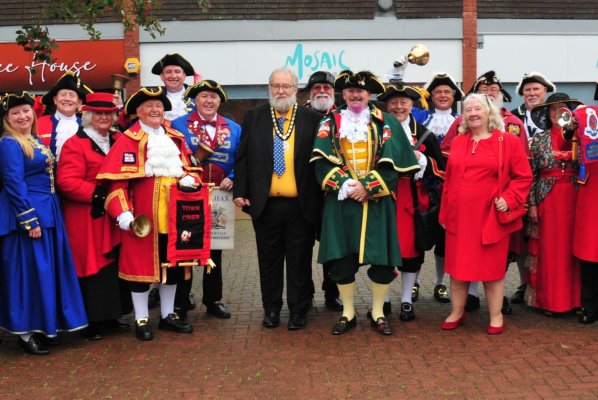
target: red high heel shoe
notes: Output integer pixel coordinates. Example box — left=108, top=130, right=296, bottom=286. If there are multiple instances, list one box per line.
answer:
left=487, top=322, right=504, bottom=335
left=441, top=313, right=467, bottom=330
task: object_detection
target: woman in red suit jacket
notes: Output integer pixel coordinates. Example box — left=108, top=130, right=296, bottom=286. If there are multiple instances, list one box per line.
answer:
left=439, top=93, right=532, bottom=334
left=57, top=92, right=131, bottom=340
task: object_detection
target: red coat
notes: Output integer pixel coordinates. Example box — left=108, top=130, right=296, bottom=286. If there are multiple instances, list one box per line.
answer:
left=96, top=121, right=201, bottom=283
left=57, top=129, right=121, bottom=278
left=441, top=109, right=529, bottom=157
left=439, top=130, right=531, bottom=280
left=573, top=162, right=598, bottom=262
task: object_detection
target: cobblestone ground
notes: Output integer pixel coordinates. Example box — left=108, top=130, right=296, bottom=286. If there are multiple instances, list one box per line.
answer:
left=1, top=220, right=598, bottom=399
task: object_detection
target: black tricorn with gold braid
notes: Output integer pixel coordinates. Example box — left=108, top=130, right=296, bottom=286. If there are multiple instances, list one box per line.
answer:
left=124, top=87, right=172, bottom=116
left=334, top=70, right=386, bottom=94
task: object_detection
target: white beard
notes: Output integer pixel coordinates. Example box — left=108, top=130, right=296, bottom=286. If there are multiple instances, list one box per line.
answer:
left=269, top=94, right=297, bottom=113
left=310, top=95, right=334, bottom=112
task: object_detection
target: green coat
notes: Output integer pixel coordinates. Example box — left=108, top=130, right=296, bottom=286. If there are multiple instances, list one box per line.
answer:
left=311, top=104, right=419, bottom=266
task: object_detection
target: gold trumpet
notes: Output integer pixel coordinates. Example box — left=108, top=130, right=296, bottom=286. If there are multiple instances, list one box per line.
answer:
left=394, top=44, right=430, bottom=68
left=131, top=214, right=151, bottom=238
left=112, top=74, right=130, bottom=97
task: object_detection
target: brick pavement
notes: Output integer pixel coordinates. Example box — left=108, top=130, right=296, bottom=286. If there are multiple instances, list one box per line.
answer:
left=1, top=219, right=598, bottom=399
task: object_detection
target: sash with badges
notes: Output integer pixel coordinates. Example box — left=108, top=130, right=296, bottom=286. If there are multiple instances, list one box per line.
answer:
left=569, top=106, right=598, bottom=182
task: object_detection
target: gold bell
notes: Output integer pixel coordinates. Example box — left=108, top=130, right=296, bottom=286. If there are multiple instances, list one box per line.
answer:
left=131, top=214, right=151, bottom=238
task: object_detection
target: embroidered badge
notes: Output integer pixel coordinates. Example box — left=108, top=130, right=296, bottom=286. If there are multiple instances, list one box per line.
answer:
left=507, top=123, right=521, bottom=137
left=123, top=152, right=136, bottom=164
left=317, top=121, right=331, bottom=138
left=584, top=108, right=598, bottom=140
left=382, top=125, right=392, bottom=144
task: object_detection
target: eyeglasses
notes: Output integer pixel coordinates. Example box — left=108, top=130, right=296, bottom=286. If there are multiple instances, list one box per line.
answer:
left=270, top=84, right=295, bottom=92
left=478, top=87, right=501, bottom=95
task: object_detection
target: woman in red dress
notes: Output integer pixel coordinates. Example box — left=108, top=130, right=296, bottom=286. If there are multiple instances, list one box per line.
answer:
left=439, top=93, right=532, bottom=334
left=57, top=92, right=131, bottom=339
left=526, top=93, right=582, bottom=314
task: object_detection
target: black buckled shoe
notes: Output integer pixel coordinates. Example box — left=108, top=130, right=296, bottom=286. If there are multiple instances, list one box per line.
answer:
left=325, top=297, right=343, bottom=312
left=511, top=284, right=527, bottom=304
left=412, top=283, right=420, bottom=302
left=19, top=335, right=49, bottom=355
left=433, top=284, right=450, bottom=303
left=579, top=310, right=596, bottom=324
left=332, top=316, right=357, bottom=335
left=370, top=316, right=393, bottom=335
left=158, top=313, right=193, bottom=334
left=135, top=318, right=154, bottom=341
left=399, top=302, right=415, bottom=321
left=206, top=301, right=231, bottom=319
left=262, top=311, right=280, bottom=328
left=287, top=313, right=307, bottom=330
left=502, top=296, right=513, bottom=315
left=464, top=294, right=481, bottom=312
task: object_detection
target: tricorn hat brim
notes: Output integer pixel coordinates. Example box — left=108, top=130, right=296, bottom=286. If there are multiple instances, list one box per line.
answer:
left=124, top=87, right=172, bottom=116
left=41, top=71, right=93, bottom=107
left=334, top=70, right=386, bottom=95
left=151, top=53, right=195, bottom=76
left=185, top=80, right=227, bottom=102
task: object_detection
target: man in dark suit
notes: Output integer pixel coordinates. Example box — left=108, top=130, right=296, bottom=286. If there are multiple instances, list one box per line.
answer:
left=233, top=67, right=322, bottom=330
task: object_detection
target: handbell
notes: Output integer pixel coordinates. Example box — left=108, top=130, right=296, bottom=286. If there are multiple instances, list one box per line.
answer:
left=557, top=107, right=575, bottom=129
left=131, top=214, right=151, bottom=238
left=407, top=44, right=430, bottom=66
left=394, top=44, right=430, bottom=68
left=112, top=74, right=130, bottom=97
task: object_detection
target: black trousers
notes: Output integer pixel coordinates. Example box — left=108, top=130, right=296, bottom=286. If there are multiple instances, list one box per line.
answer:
left=128, top=234, right=186, bottom=292
left=252, top=197, right=315, bottom=315
left=174, top=249, right=223, bottom=307
left=328, top=254, right=395, bottom=285
left=580, top=260, right=598, bottom=314
left=322, top=262, right=339, bottom=299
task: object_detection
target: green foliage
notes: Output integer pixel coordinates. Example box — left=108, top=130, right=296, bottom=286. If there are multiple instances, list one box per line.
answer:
left=15, top=24, right=60, bottom=73
left=15, top=0, right=211, bottom=73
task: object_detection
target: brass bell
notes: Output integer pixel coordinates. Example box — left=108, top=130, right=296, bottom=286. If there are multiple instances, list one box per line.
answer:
left=112, top=74, right=130, bottom=97
left=407, top=44, right=430, bottom=66
left=131, top=214, right=151, bottom=238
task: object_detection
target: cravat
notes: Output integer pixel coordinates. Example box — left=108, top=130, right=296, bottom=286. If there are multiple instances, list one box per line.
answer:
left=199, top=119, right=217, bottom=128
left=273, top=117, right=286, bottom=177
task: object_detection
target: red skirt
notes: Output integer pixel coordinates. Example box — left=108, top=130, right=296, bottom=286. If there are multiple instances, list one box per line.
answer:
left=528, top=176, right=580, bottom=312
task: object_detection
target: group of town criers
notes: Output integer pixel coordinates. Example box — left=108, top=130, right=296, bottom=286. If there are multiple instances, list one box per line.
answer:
left=1, top=51, right=597, bottom=355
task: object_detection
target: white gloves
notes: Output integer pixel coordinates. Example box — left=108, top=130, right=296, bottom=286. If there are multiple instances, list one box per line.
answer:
left=179, top=175, right=196, bottom=188
left=117, top=211, right=134, bottom=231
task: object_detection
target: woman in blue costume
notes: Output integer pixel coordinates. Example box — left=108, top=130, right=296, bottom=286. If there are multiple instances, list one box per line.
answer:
left=0, top=92, right=87, bottom=355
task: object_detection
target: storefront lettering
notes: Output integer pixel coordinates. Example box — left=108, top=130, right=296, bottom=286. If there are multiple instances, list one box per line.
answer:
left=0, top=57, right=97, bottom=85
left=284, top=43, right=349, bottom=79
left=24, top=58, right=97, bottom=85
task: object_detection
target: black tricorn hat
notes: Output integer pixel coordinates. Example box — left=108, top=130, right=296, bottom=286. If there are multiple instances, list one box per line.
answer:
left=424, top=72, right=464, bottom=101
left=334, top=70, right=386, bottom=95
left=377, top=82, right=421, bottom=102
left=185, top=80, right=228, bottom=102
left=530, top=92, right=583, bottom=131
left=469, top=70, right=512, bottom=102
left=151, top=53, right=195, bottom=76
left=300, top=71, right=335, bottom=93
left=124, top=87, right=172, bottom=116
left=41, top=71, right=93, bottom=107
left=516, top=71, right=556, bottom=96
left=0, top=91, right=35, bottom=117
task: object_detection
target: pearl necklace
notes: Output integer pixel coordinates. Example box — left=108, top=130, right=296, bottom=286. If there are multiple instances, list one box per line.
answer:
left=270, top=104, right=298, bottom=141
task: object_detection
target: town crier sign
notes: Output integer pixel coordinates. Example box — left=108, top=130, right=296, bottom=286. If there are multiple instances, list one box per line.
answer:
left=0, top=39, right=125, bottom=91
